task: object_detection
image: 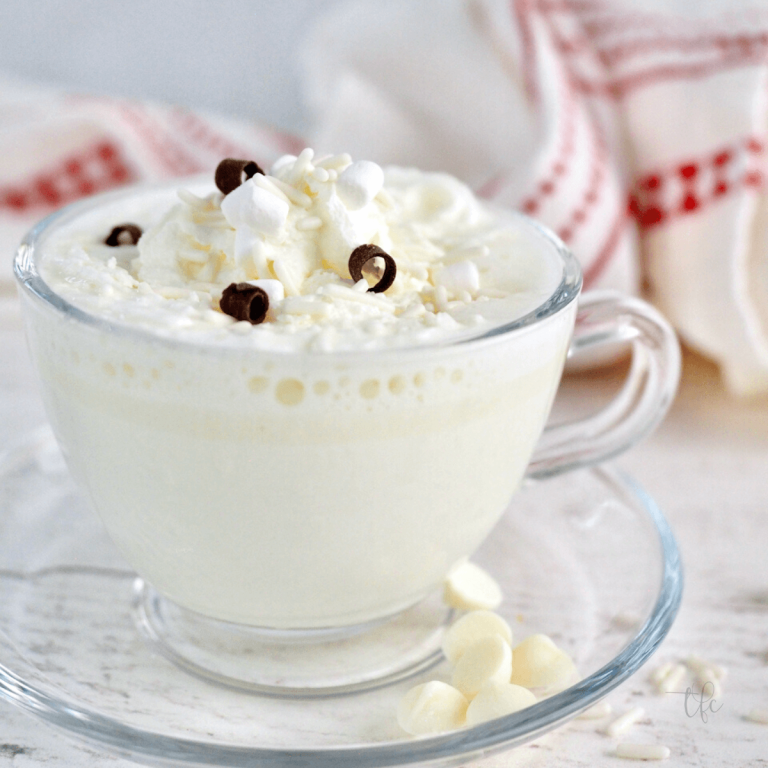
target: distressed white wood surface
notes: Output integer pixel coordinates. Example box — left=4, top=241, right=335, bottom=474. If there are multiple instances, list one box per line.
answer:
left=1, top=293, right=766, bottom=766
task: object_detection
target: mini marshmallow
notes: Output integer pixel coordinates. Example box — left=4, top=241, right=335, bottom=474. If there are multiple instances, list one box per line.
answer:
left=442, top=610, right=513, bottom=666
left=434, top=260, right=480, bottom=295
left=396, top=681, right=468, bottom=735
left=220, top=179, right=289, bottom=237
left=245, top=279, right=285, bottom=307
left=336, top=160, right=384, bottom=211
left=444, top=560, right=503, bottom=611
left=465, top=682, right=537, bottom=726
left=509, top=634, right=577, bottom=689
left=451, top=635, right=512, bottom=698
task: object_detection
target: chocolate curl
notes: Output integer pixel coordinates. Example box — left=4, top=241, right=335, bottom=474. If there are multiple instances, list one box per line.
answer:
left=219, top=282, right=270, bottom=325
left=104, top=224, right=142, bottom=246
left=215, top=158, right=265, bottom=195
left=348, top=244, right=397, bottom=293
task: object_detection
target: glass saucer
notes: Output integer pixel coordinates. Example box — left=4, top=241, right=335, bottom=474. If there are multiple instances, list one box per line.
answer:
left=0, top=427, right=682, bottom=767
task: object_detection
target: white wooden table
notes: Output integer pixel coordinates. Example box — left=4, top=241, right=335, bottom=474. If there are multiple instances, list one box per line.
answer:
left=1, top=292, right=766, bottom=766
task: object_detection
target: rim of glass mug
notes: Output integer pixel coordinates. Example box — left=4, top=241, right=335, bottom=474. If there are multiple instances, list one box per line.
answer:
left=14, top=177, right=582, bottom=357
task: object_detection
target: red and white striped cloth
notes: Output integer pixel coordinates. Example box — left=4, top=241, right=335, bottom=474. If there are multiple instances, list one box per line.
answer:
left=303, top=0, right=768, bottom=396
left=3, top=0, right=768, bottom=395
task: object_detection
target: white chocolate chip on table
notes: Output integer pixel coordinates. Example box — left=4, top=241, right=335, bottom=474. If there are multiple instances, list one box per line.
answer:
left=396, top=681, right=468, bottom=736
left=443, top=560, right=503, bottom=611
left=441, top=610, right=513, bottom=665
left=451, top=635, right=512, bottom=698
left=509, top=634, right=577, bottom=689
left=466, top=682, right=537, bottom=726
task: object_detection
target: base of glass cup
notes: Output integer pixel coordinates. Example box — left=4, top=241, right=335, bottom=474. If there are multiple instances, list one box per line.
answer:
left=132, top=579, right=453, bottom=697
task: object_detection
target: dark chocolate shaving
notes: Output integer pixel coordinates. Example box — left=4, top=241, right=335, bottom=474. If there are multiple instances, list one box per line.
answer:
left=105, top=224, right=142, bottom=247
left=215, top=158, right=265, bottom=195
left=348, top=244, right=397, bottom=293
left=220, top=282, right=270, bottom=324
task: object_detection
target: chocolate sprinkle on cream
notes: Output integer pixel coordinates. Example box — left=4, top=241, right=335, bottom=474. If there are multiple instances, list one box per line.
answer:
left=105, top=224, right=142, bottom=247
left=215, top=158, right=265, bottom=195
left=348, top=244, right=397, bottom=293
left=219, top=282, right=270, bottom=324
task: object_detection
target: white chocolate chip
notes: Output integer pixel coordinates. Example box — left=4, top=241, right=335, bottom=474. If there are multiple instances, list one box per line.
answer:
left=220, top=179, right=289, bottom=237
left=746, top=708, right=768, bottom=724
left=509, top=634, right=577, bottom=689
left=396, top=681, right=468, bottom=735
left=442, top=610, right=513, bottom=666
left=434, top=260, right=480, bottom=295
left=444, top=560, right=503, bottom=611
left=465, top=682, right=537, bottom=726
left=451, top=635, right=512, bottom=698
left=336, top=160, right=384, bottom=211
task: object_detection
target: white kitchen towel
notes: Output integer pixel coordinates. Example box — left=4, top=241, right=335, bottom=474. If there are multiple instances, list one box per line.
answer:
left=302, top=0, right=768, bottom=396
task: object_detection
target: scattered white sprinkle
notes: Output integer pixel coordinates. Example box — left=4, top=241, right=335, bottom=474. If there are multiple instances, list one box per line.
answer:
left=327, top=168, right=338, bottom=181
left=605, top=707, right=645, bottom=738
left=745, top=709, right=768, bottom=725
left=266, top=175, right=313, bottom=208
left=311, top=166, right=330, bottom=182
left=316, top=153, right=352, bottom=170
left=296, top=216, right=324, bottom=231
left=286, top=147, right=315, bottom=184
left=656, top=663, right=686, bottom=694
left=252, top=174, right=292, bottom=204
left=577, top=700, right=613, bottom=720
left=616, top=743, right=670, bottom=760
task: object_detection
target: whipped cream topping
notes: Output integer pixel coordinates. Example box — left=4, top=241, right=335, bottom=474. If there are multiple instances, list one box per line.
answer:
left=41, top=149, right=562, bottom=351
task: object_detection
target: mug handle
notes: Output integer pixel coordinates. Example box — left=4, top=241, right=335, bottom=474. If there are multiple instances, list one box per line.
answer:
left=526, top=291, right=681, bottom=479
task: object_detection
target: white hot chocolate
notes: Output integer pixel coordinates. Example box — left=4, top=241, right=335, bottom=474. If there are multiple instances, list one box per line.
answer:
left=24, top=150, right=576, bottom=627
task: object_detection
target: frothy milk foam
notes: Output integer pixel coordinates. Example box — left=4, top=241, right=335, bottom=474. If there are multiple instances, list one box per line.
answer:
left=25, top=151, right=575, bottom=628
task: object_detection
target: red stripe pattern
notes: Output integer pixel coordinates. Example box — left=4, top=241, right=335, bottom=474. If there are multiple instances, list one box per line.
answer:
left=630, top=137, right=767, bottom=230
left=0, top=140, right=136, bottom=214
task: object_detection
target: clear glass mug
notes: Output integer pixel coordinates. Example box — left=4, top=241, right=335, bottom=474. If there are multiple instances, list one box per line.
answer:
left=14, top=180, right=680, bottom=690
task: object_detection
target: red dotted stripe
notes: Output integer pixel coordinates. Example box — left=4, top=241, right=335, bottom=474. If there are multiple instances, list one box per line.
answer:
left=630, top=137, right=766, bottom=229
left=0, top=140, right=136, bottom=213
